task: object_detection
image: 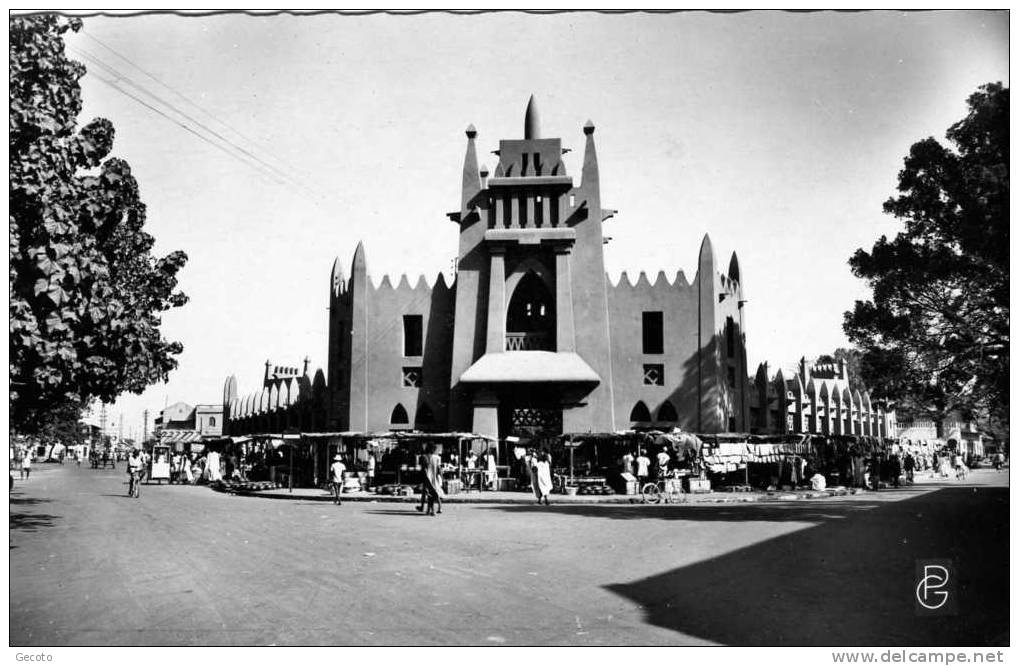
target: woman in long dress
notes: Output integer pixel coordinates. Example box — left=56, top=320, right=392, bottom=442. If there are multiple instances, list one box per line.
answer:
left=485, top=448, right=497, bottom=490
left=183, top=453, right=195, bottom=484
left=421, top=445, right=445, bottom=516
left=532, top=451, right=553, bottom=505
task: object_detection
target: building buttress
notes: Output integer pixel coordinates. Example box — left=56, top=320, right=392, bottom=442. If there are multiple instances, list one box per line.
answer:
left=348, top=242, right=369, bottom=432
left=449, top=125, right=489, bottom=430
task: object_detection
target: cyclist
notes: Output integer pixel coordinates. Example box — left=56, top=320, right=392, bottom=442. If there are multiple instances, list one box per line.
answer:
left=127, top=449, right=144, bottom=498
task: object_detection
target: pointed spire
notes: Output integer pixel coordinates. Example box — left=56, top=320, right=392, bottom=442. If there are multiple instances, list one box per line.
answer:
left=698, top=233, right=716, bottom=267
left=581, top=119, right=599, bottom=190
left=728, top=251, right=741, bottom=283
left=524, top=94, right=541, bottom=140
left=461, top=124, right=481, bottom=215
left=351, top=241, right=368, bottom=280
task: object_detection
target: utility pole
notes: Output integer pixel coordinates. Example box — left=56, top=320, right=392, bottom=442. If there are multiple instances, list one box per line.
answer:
left=118, top=413, right=124, bottom=446
left=99, top=404, right=108, bottom=446
left=143, top=409, right=149, bottom=447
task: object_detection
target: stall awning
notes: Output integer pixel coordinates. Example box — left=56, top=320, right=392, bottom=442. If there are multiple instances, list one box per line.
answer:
left=460, top=351, right=600, bottom=384
left=158, top=430, right=203, bottom=443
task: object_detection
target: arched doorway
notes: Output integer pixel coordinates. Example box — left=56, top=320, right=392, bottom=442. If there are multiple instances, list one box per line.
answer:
left=506, top=271, right=555, bottom=351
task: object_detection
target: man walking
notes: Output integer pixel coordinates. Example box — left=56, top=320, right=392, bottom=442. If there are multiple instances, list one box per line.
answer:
left=903, top=452, right=915, bottom=484
left=421, top=444, right=444, bottom=516
left=635, top=449, right=651, bottom=488
left=329, top=454, right=346, bottom=505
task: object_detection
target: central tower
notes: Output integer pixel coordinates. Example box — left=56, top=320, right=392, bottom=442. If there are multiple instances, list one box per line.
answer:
left=447, top=96, right=616, bottom=440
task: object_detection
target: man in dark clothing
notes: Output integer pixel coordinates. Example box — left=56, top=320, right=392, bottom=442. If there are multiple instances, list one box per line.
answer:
left=903, top=453, right=916, bottom=483
left=870, top=453, right=882, bottom=491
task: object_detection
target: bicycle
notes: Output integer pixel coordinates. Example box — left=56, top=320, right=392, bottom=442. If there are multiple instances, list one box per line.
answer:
left=641, top=475, right=687, bottom=504
left=128, top=470, right=142, bottom=498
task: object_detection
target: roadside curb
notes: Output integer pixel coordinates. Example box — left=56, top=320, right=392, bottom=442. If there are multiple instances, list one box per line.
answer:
left=208, top=484, right=869, bottom=505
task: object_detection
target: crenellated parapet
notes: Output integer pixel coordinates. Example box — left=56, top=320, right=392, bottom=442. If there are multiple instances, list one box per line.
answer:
left=607, top=270, right=693, bottom=291
left=368, top=272, right=451, bottom=296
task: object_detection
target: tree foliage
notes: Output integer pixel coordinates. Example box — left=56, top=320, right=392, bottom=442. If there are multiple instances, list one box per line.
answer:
left=10, top=15, right=189, bottom=433
left=844, top=83, right=1008, bottom=433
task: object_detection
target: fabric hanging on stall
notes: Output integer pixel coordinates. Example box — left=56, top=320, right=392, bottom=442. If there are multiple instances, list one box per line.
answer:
left=205, top=450, right=222, bottom=482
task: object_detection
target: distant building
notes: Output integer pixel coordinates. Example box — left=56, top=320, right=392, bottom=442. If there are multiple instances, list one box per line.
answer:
left=749, top=357, right=896, bottom=439
left=222, top=97, right=752, bottom=442
left=897, top=417, right=986, bottom=459
left=155, top=401, right=223, bottom=449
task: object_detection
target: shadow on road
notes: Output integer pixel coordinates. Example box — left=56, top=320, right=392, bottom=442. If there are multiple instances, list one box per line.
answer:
left=10, top=512, right=59, bottom=531
left=596, top=487, right=1007, bottom=646
left=9, top=496, right=52, bottom=506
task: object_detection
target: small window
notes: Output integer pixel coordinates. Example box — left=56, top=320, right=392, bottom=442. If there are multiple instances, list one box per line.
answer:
left=403, top=315, right=423, bottom=356
left=728, top=366, right=737, bottom=388
left=641, top=312, right=664, bottom=354
left=728, top=416, right=737, bottom=432
left=629, top=401, right=652, bottom=422
left=643, top=364, right=664, bottom=386
left=390, top=404, right=409, bottom=425
left=726, top=317, right=735, bottom=358
left=209, top=417, right=216, bottom=427
left=402, top=367, right=422, bottom=388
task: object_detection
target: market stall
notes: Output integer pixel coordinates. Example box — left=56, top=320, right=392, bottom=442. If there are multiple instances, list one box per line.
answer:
left=696, top=433, right=889, bottom=490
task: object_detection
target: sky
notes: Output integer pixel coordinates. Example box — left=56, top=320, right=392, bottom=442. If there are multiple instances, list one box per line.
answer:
left=58, top=10, right=1009, bottom=438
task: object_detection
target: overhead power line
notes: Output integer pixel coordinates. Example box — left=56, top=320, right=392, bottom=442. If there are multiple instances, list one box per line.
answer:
left=67, top=38, right=337, bottom=205
left=69, top=45, right=310, bottom=191
left=80, top=28, right=322, bottom=187
left=82, top=67, right=288, bottom=187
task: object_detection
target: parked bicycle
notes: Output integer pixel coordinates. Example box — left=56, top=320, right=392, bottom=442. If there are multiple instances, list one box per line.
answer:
left=641, top=475, right=686, bottom=504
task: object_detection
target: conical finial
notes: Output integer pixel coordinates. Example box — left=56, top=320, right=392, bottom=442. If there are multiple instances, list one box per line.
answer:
left=524, top=94, right=541, bottom=140
left=583, top=119, right=595, bottom=135
left=465, top=124, right=477, bottom=139
left=479, top=163, right=489, bottom=177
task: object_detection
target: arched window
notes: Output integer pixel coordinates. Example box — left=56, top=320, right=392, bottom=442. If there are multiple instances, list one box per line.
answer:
left=415, top=403, right=434, bottom=427
left=506, top=271, right=555, bottom=350
left=657, top=401, right=678, bottom=422
left=390, top=404, right=409, bottom=425
left=629, top=401, right=651, bottom=422
left=209, top=416, right=216, bottom=427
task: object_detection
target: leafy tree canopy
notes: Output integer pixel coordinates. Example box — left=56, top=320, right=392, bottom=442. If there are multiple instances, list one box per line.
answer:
left=844, top=83, right=1008, bottom=436
left=10, top=15, right=189, bottom=434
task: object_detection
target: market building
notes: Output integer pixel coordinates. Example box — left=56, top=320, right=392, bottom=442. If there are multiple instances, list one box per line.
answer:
left=310, top=96, right=751, bottom=444
left=748, top=357, right=896, bottom=438
left=221, top=359, right=329, bottom=436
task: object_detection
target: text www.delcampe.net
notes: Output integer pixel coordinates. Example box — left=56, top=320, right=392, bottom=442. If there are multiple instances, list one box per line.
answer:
left=832, top=651, right=1005, bottom=664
